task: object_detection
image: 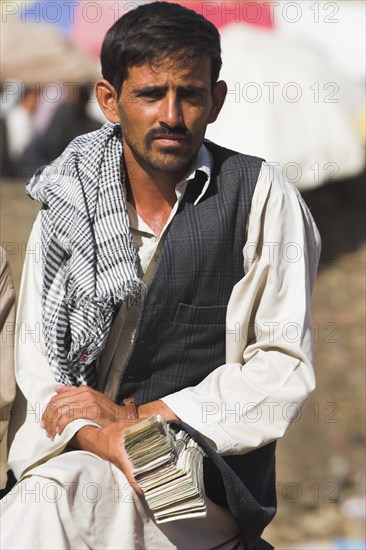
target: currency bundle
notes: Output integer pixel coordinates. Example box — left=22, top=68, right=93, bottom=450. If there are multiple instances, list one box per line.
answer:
left=123, top=415, right=207, bottom=523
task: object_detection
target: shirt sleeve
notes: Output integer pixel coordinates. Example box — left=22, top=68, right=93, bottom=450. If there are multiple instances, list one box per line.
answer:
left=162, top=163, right=321, bottom=455
left=9, top=214, right=99, bottom=479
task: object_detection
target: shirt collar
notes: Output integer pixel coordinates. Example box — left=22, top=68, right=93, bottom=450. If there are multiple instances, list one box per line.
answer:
left=176, top=142, right=213, bottom=206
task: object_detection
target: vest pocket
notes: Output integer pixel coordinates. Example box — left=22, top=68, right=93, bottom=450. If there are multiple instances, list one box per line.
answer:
left=173, top=303, right=227, bottom=325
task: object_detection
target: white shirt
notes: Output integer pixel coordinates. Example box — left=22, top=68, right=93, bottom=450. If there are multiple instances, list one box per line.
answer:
left=9, top=144, right=321, bottom=478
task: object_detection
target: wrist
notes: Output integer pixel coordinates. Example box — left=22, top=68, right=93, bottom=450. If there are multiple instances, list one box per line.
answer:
left=70, top=424, right=100, bottom=451
left=138, top=400, right=179, bottom=421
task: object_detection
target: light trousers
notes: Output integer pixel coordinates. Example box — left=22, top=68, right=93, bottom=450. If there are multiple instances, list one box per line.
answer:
left=1, top=451, right=241, bottom=549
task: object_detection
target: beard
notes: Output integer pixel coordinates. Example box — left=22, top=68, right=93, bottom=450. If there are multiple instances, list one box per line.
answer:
left=123, top=125, right=197, bottom=175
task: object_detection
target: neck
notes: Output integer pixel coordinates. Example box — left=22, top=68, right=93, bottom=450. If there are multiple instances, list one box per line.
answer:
left=122, top=141, right=188, bottom=236
left=123, top=141, right=188, bottom=210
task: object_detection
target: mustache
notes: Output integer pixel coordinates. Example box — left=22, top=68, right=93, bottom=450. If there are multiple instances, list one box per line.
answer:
left=146, top=124, right=192, bottom=141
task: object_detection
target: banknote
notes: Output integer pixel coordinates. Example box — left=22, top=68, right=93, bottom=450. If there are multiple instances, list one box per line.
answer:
left=123, top=415, right=206, bottom=523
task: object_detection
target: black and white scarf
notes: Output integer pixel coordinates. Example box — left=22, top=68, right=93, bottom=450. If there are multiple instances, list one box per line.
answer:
left=27, top=123, right=145, bottom=387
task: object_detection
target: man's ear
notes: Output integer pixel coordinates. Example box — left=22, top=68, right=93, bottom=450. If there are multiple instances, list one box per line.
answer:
left=95, top=79, right=120, bottom=123
left=208, top=80, right=227, bottom=124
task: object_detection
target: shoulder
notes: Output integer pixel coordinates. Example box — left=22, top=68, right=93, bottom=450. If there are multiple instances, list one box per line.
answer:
left=252, top=163, right=321, bottom=252
left=253, top=162, right=303, bottom=208
left=204, top=140, right=264, bottom=192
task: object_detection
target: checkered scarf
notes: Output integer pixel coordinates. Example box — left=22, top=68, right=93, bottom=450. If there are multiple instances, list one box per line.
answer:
left=26, top=123, right=145, bottom=387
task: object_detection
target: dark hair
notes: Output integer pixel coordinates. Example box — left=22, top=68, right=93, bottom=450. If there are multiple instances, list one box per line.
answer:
left=101, top=1, right=222, bottom=97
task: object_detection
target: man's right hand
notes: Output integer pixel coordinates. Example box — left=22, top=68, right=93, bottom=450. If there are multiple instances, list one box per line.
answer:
left=71, top=422, right=143, bottom=495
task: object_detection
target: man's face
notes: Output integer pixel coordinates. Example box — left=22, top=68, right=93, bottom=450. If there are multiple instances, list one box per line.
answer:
left=111, top=57, right=224, bottom=178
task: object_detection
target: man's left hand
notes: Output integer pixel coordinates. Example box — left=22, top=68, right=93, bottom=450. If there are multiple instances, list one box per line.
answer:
left=41, top=386, right=179, bottom=440
left=41, top=385, right=122, bottom=440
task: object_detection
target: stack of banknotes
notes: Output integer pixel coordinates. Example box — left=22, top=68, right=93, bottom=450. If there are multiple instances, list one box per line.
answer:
left=123, top=415, right=207, bottom=523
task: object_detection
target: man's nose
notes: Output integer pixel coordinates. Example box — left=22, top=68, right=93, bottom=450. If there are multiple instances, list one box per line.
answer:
left=159, top=93, right=183, bottom=128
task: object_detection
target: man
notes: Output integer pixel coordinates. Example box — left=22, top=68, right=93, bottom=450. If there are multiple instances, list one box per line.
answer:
left=0, top=247, right=16, bottom=495
left=1, top=2, right=320, bottom=549
left=4, top=86, right=41, bottom=179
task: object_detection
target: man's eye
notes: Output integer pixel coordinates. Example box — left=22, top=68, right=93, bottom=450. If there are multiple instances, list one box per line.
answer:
left=140, top=90, right=164, bottom=100
left=179, top=89, right=205, bottom=102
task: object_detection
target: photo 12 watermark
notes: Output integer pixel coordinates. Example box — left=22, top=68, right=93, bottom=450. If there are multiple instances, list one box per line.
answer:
left=201, top=400, right=340, bottom=424
left=1, top=2, right=341, bottom=26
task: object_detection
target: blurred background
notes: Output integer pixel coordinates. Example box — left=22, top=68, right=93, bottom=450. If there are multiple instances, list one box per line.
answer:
left=0, top=1, right=365, bottom=547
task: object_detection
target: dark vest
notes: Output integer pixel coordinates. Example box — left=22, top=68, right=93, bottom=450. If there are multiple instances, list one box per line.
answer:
left=116, top=142, right=276, bottom=550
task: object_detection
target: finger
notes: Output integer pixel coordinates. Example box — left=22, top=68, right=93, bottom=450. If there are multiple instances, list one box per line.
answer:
left=126, top=475, right=144, bottom=497
left=42, top=401, right=62, bottom=427
left=113, top=451, right=143, bottom=496
left=48, top=406, right=82, bottom=440
left=118, top=438, right=144, bottom=495
left=42, top=403, right=81, bottom=439
left=55, top=385, right=77, bottom=394
left=53, top=411, right=79, bottom=438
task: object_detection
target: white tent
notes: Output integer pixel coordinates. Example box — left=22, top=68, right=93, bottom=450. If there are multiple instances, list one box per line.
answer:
left=206, top=24, right=365, bottom=189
